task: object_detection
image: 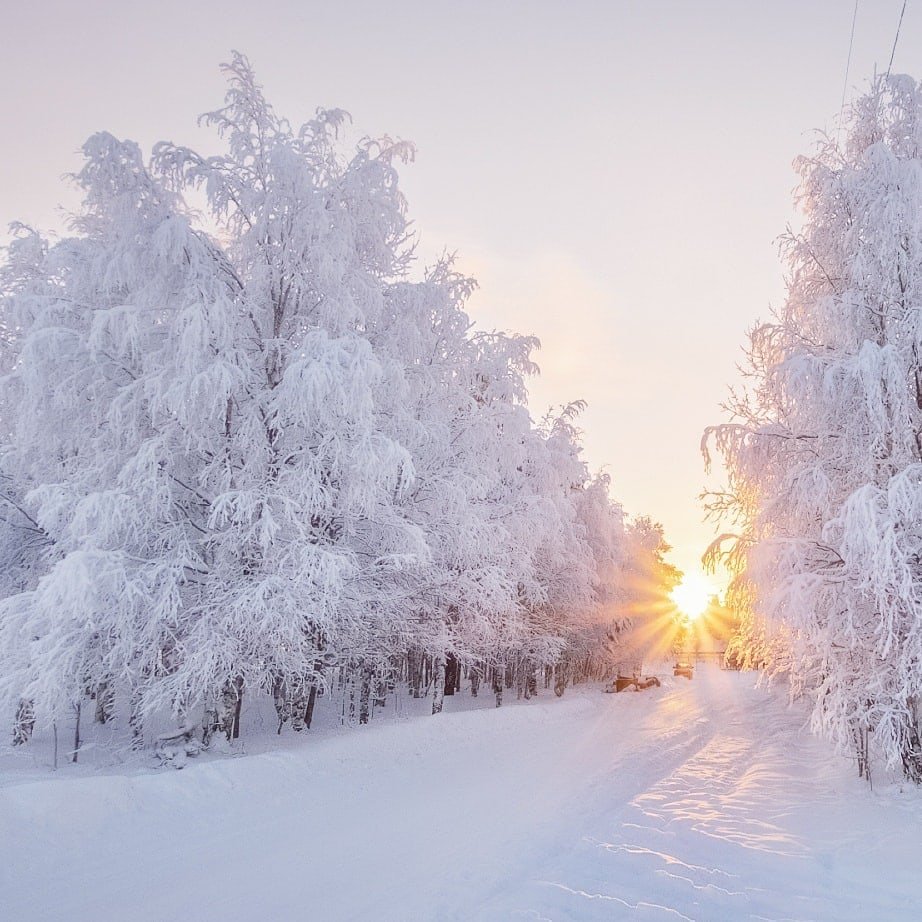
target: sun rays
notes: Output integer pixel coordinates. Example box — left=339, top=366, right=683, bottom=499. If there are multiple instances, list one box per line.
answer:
left=670, top=572, right=717, bottom=624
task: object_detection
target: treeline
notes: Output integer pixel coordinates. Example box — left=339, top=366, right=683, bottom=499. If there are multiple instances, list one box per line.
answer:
left=0, top=55, right=669, bottom=759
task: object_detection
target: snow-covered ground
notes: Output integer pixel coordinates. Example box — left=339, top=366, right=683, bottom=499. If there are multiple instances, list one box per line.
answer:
left=2, top=665, right=920, bottom=921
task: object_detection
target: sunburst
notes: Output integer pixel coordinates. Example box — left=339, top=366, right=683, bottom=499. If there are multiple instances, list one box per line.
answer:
left=670, top=572, right=715, bottom=623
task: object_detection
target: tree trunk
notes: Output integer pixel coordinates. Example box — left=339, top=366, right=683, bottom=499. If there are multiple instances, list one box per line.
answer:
left=272, top=677, right=291, bottom=734
left=432, top=656, right=446, bottom=715
left=409, top=650, right=422, bottom=699
left=272, top=677, right=310, bottom=732
left=853, top=722, right=870, bottom=781
left=526, top=666, right=538, bottom=699
left=12, top=699, right=34, bottom=746
left=493, top=666, right=504, bottom=708
left=290, top=684, right=309, bottom=732
left=902, top=698, right=922, bottom=782
left=374, top=671, right=388, bottom=709
left=202, top=693, right=219, bottom=746
left=232, top=676, right=243, bottom=739
left=129, top=686, right=144, bottom=750
left=72, top=701, right=81, bottom=763
left=219, top=677, right=243, bottom=741
left=554, top=662, right=567, bottom=697
left=359, top=671, right=371, bottom=725
left=304, top=685, right=318, bottom=729
left=444, top=653, right=458, bottom=697
left=94, top=681, right=114, bottom=724
left=470, top=668, right=481, bottom=698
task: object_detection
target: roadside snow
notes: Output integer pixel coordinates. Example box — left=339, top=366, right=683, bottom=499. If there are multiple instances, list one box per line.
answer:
left=1, top=666, right=920, bottom=921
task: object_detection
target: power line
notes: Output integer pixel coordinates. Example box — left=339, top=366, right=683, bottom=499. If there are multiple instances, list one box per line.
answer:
left=887, top=0, right=908, bottom=78
left=839, top=0, right=859, bottom=142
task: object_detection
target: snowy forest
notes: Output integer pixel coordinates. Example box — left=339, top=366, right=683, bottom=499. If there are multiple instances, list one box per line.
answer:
left=4, top=51, right=922, bottom=801
left=706, top=73, right=922, bottom=785
left=6, top=53, right=922, bottom=796
left=11, top=4, right=922, bottom=918
left=0, top=55, right=675, bottom=761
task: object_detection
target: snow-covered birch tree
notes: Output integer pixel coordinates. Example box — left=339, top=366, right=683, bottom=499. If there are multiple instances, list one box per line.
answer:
left=0, top=53, right=647, bottom=752
left=705, top=75, right=922, bottom=781
left=0, top=56, right=423, bottom=740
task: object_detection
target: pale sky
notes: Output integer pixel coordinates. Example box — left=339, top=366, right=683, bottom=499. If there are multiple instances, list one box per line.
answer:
left=1, top=0, right=917, bottom=584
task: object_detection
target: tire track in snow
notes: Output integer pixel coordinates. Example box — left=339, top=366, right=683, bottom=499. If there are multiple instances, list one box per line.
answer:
left=472, top=679, right=728, bottom=920
left=482, top=668, right=922, bottom=922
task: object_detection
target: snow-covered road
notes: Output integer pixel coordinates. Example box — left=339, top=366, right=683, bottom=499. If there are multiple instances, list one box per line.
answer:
left=2, top=667, right=920, bottom=921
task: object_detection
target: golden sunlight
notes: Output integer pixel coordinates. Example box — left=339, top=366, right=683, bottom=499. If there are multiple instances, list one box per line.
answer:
left=670, top=571, right=715, bottom=622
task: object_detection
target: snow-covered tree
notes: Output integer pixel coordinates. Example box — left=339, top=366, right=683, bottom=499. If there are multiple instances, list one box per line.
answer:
left=0, top=232, right=54, bottom=744
left=0, top=53, right=647, bottom=754
left=0, top=57, right=422, bottom=741
left=706, top=74, right=922, bottom=781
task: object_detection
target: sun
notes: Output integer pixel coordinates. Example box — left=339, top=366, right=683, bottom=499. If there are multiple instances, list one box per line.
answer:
left=670, top=572, right=715, bottom=622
